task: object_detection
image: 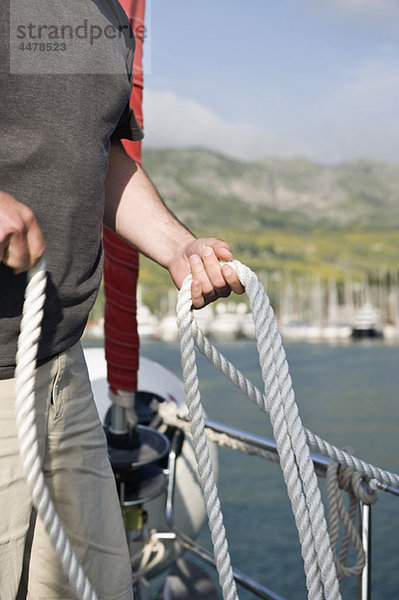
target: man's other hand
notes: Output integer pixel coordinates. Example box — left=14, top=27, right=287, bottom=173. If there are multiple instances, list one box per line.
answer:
left=0, top=191, right=45, bottom=273
left=168, top=237, right=245, bottom=309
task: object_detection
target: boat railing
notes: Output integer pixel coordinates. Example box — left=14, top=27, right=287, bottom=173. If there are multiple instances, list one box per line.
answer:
left=158, top=420, right=399, bottom=600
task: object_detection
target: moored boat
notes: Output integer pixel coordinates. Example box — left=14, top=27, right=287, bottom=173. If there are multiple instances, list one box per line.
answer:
left=351, top=303, right=383, bottom=339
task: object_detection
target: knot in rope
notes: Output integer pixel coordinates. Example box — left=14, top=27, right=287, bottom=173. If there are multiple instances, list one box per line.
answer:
left=332, top=462, right=378, bottom=506
left=132, top=530, right=166, bottom=580
left=326, top=455, right=377, bottom=582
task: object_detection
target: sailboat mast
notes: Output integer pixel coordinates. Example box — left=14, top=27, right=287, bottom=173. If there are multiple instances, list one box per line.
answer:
left=103, top=0, right=146, bottom=393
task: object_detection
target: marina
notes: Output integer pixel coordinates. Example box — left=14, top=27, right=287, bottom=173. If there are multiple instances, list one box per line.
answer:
left=86, top=273, right=399, bottom=344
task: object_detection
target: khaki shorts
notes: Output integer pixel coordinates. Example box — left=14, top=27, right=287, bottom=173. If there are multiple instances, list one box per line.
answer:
left=0, top=342, right=133, bottom=600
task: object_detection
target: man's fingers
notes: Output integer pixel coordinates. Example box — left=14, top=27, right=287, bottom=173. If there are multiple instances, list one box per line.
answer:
left=0, top=194, right=45, bottom=273
left=26, top=219, right=46, bottom=268
left=201, top=247, right=230, bottom=294
left=189, top=253, right=214, bottom=296
left=201, top=247, right=243, bottom=297
left=4, top=231, right=30, bottom=273
left=189, top=253, right=221, bottom=308
left=5, top=226, right=45, bottom=274
left=221, top=264, right=245, bottom=295
left=188, top=247, right=245, bottom=308
left=0, top=238, right=9, bottom=263
left=212, top=243, right=233, bottom=262
left=191, top=280, right=205, bottom=309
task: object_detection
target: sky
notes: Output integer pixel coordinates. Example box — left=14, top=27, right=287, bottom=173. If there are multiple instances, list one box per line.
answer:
left=141, top=0, right=399, bottom=164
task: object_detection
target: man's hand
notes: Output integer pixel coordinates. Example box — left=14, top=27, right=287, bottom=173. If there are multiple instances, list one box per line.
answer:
left=104, top=144, right=244, bottom=308
left=0, top=191, right=45, bottom=273
left=168, top=237, right=245, bottom=309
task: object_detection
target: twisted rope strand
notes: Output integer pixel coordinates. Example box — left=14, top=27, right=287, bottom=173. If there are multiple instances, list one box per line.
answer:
left=16, top=259, right=98, bottom=600
left=177, top=278, right=238, bottom=600
left=248, top=287, right=324, bottom=599
left=235, top=262, right=340, bottom=600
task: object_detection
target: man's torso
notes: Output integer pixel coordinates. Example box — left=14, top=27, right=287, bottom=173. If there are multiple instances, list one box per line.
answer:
left=0, top=0, right=139, bottom=377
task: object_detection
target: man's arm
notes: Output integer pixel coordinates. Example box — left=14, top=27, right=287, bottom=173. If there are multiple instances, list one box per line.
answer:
left=104, top=141, right=244, bottom=308
left=0, top=191, right=45, bottom=273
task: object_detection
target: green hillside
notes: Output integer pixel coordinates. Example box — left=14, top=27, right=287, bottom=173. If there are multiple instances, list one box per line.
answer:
left=142, top=148, right=399, bottom=231
left=138, top=148, right=399, bottom=306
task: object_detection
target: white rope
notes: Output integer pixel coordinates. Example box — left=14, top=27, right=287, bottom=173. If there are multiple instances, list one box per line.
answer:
left=177, top=280, right=238, bottom=600
left=326, top=459, right=377, bottom=582
left=177, top=260, right=343, bottom=600
left=177, top=259, right=399, bottom=597
left=132, top=530, right=167, bottom=580
left=15, top=258, right=98, bottom=600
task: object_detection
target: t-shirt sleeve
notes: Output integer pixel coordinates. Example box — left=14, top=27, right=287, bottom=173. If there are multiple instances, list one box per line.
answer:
left=111, top=103, right=144, bottom=142
left=109, top=4, right=144, bottom=143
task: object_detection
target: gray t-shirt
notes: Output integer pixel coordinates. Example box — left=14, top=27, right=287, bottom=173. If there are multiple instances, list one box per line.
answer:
left=0, top=0, right=143, bottom=378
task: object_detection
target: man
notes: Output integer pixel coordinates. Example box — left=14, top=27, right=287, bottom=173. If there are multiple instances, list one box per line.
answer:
left=0, top=1, right=244, bottom=598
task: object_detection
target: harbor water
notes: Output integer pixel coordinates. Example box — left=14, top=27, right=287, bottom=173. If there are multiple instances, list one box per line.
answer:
left=139, top=338, right=399, bottom=600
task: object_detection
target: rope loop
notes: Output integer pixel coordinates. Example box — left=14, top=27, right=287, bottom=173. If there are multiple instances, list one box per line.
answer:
left=177, top=259, right=398, bottom=597
left=326, top=459, right=374, bottom=581
left=177, top=260, right=342, bottom=600
left=333, top=464, right=378, bottom=507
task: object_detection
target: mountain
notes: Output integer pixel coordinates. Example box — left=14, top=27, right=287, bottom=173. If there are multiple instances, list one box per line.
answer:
left=136, top=148, right=399, bottom=302
left=142, top=148, right=399, bottom=231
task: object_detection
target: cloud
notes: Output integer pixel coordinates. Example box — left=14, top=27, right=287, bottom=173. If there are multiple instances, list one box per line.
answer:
left=142, top=82, right=399, bottom=164
left=142, top=89, right=283, bottom=161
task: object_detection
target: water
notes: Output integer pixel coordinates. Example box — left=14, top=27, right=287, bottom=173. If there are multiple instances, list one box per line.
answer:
left=138, top=339, right=399, bottom=600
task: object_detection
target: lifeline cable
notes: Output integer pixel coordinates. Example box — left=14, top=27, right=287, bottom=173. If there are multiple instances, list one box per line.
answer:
left=15, top=258, right=98, bottom=600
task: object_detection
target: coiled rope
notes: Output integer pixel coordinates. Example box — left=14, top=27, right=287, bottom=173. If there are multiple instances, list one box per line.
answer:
left=15, top=258, right=98, bottom=600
